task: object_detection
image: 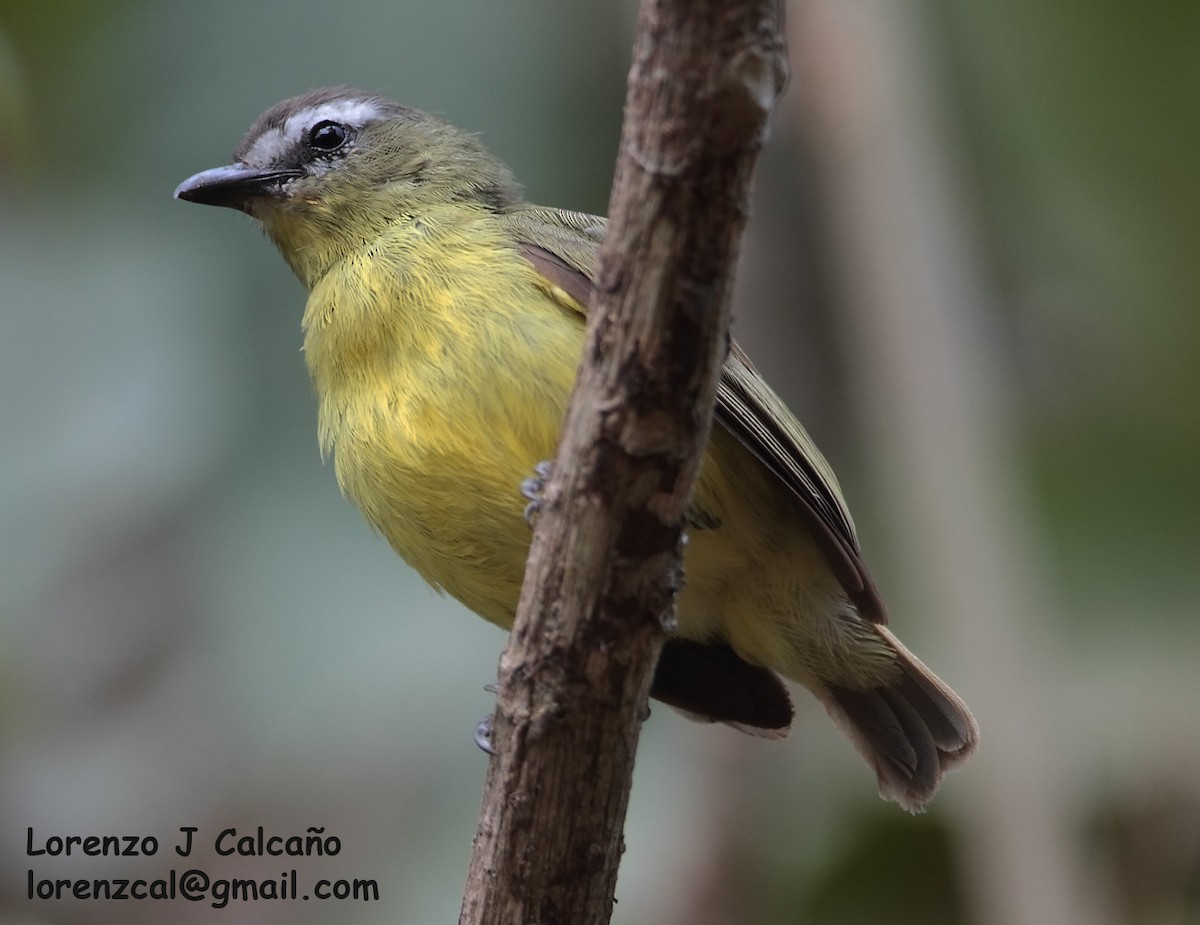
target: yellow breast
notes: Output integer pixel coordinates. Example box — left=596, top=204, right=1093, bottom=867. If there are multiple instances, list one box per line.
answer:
left=301, top=210, right=582, bottom=626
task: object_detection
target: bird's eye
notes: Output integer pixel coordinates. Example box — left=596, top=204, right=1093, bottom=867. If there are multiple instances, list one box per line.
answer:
left=307, top=120, right=348, bottom=152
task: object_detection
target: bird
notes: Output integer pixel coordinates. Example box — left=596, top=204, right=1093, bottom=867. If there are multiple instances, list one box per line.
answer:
left=175, top=86, right=977, bottom=811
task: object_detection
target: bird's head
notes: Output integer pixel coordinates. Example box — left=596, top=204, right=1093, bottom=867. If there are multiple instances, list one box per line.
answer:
left=175, top=87, right=521, bottom=285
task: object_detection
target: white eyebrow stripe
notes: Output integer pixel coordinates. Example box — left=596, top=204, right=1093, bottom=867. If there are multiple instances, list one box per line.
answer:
left=281, top=99, right=384, bottom=140
left=241, top=98, right=384, bottom=166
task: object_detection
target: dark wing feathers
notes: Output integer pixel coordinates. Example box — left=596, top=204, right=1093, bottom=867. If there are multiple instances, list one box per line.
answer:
left=517, top=242, right=596, bottom=311
left=717, top=345, right=887, bottom=623
left=653, top=640, right=794, bottom=733
left=507, top=205, right=886, bottom=624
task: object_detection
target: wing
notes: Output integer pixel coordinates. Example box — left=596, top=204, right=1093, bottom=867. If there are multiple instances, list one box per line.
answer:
left=505, top=205, right=886, bottom=624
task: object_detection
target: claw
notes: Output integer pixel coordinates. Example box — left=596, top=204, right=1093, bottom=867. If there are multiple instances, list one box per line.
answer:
left=474, top=714, right=495, bottom=755
left=521, top=460, right=554, bottom=525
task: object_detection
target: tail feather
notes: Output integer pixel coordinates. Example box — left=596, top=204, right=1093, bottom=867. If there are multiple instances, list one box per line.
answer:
left=822, top=626, right=978, bottom=812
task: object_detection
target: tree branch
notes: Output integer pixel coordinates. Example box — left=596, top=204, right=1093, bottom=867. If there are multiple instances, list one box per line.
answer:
left=459, top=3, right=787, bottom=923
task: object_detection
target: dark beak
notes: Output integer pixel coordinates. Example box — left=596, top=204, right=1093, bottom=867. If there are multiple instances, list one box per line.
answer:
left=174, top=163, right=301, bottom=212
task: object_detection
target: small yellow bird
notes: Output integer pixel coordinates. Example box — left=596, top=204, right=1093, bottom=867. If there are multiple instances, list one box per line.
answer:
left=176, top=87, right=977, bottom=811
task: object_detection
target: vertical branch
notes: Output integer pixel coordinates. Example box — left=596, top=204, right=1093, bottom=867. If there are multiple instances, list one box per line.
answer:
left=458, top=2, right=787, bottom=924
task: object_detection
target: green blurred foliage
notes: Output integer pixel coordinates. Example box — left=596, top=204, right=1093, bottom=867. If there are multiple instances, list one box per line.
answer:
left=795, top=812, right=966, bottom=925
left=934, top=0, right=1200, bottom=618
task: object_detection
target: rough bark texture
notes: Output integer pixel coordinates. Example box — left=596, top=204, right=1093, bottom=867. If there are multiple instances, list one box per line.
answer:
left=458, top=3, right=787, bottom=924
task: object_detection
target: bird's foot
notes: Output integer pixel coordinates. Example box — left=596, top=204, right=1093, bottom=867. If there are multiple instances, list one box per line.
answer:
left=474, top=714, right=495, bottom=755
left=521, top=460, right=554, bottom=526
left=474, top=681, right=500, bottom=754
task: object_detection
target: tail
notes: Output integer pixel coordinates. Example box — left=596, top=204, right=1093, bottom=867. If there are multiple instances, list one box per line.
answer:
left=818, top=625, right=978, bottom=812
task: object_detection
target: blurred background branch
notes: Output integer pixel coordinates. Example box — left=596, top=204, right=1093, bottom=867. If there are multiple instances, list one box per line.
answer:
left=787, top=3, right=1109, bottom=923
